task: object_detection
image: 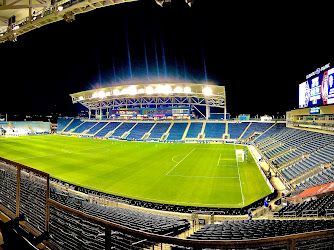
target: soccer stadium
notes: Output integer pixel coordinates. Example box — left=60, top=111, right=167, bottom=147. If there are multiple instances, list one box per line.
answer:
left=2, top=1, right=334, bottom=250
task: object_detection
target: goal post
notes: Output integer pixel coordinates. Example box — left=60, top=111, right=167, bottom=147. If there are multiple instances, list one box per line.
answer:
left=235, top=149, right=244, bottom=162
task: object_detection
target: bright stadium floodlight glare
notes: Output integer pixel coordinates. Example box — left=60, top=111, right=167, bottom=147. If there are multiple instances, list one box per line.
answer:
left=146, top=86, right=154, bottom=94
left=98, top=91, right=106, bottom=98
left=162, top=85, right=172, bottom=94
left=79, top=96, right=84, bottom=101
left=184, top=86, right=191, bottom=93
left=113, top=89, right=120, bottom=96
left=138, top=88, right=144, bottom=94
left=203, top=87, right=213, bottom=96
left=174, top=86, right=183, bottom=93
left=155, top=85, right=163, bottom=93
left=57, top=5, right=63, bottom=11
left=127, top=86, right=137, bottom=95
left=121, top=88, right=128, bottom=95
left=105, top=91, right=111, bottom=96
left=92, top=92, right=98, bottom=98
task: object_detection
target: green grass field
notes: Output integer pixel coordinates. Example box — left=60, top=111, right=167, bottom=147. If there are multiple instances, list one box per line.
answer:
left=0, top=135, right=271, bottom=207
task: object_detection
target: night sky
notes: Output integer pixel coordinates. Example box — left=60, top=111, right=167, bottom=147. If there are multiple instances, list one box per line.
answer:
left=1, top=1, right=334, bottom=120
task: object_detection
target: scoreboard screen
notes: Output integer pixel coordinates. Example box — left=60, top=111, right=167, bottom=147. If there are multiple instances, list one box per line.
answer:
left=299, top=67, right=334, bottom=108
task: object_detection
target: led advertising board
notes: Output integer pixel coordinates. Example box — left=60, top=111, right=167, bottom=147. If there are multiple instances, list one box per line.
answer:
left=299, top=65, right=334, bottom=108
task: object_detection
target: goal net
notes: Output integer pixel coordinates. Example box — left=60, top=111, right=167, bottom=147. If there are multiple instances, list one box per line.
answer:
left=236, top=149, right=244, bottom=162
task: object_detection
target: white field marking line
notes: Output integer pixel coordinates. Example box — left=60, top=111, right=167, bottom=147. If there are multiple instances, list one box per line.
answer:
left=217, top=153, right=222, bottom=166
left=234, top=144, right=245, bottom=206
left=167, top=174, right=238, bottom=179
left=51, top=175, right=241, bottom=206
left=172, top=154, right=186, bottom=163
left=166, top=148, right=196, bottom=176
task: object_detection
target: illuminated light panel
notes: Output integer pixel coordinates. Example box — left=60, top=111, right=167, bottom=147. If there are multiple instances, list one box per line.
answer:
left=184, top=86, right=191, bottom=93
left=203, top=87, right=213, bottom=95
left=113, top=89, right=120, bottom=95
left=98, top=91, right=106, bottom=98
left=138, top=88, right=144, bottom=94
left=79, top=96, right=84, bottom=101
left=174, top=86, right=183, bottom=93
left=92, top=92, right=98, bottom=98
left=127, top=86, right=137, bottom=95
left=146, top=86, right=154, bottom=94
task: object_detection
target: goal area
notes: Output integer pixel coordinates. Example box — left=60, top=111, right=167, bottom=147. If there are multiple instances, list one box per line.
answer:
left=236, top=149, right=244, bottom=162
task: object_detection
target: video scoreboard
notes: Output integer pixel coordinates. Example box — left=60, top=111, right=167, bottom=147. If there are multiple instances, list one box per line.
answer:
left=299, top=64, right=334, bottom=108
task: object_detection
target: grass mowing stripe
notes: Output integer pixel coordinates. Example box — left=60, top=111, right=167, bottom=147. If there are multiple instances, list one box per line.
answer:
left=0, top=135, right=271, bottom=208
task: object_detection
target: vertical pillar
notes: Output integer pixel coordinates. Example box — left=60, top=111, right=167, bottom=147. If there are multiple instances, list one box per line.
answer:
left=45, top=174, right=50, bottom=232
left=16, top=166, right=21, bottom=217
left=88, top=109, right=91, bottom=120
left=206, top=104, right=210, bottom=120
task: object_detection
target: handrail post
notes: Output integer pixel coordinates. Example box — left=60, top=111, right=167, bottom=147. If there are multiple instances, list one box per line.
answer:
left=16, top=166, right=21, bottom=217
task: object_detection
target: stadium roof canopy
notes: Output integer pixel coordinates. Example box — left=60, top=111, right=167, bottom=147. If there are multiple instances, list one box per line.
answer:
left=70, top=83, right=227, bottom=119
left=0, top=0, right=136, bottom=43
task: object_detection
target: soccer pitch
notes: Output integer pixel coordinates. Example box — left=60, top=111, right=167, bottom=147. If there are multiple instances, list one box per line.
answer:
left=0, top=135, right=271, bottom=208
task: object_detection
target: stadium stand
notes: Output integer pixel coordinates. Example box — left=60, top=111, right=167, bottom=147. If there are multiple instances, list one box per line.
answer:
left=187, top=219, right=334, bottom=240
left=204, top=122, right=225, bottom=138
left=185, top=122, right=203, bottom=138
left=94, top=122, right=121, bottom=138
left=63, top=118, right=83, bottom=133
left=228, top=122, right=249, bottom=139
left=127, top=122, right=154, bottom=140
left=276, top=193, right=334, bottom=218
left=167, top=122, right=188, bottom=141
left=148, top=122, right=171, bottom=140
left=111, top=122, right=136, bottom=138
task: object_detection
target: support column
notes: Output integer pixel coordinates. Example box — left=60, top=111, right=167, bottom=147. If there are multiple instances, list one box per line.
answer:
left=206, top=104, right=210, bottom=120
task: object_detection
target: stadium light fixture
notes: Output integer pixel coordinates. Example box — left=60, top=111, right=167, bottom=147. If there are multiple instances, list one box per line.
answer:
left=79, top=96, right=84, bottom=101
left=184, top=86, right=191, bottom=93
left=105, top=91, right=111, bottom=97
left=57, top=5, right=64, bottom=11
left=138, top=88, right=145, bottom=94
left=146, top=86, right=154, bottom=95
left=98, top=91, right=105, bottom=99
left=127, top=86, right=137, bottom=95
left=203, top=87, right=213, bottom=96
left=155, top=85, right=163, bottom=93
left=12, top=25, right=19, bottom=31
left=162, top=85, right=172, bottom=94
left=92, top=92, right=98, bottom=98
left=174, top=86, right=183, bottom=93
left=113, top=89, right=120, bottom=96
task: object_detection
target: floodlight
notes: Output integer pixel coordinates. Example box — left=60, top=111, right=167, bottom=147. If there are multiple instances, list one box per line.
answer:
left=174, top=86, right=183, bottom=93
left=79, top=96, right=84, bottom=101
left=98, top=91, right=105, bottom=98
left=127, top=86, right=137, bottom=95
left=184, top=86, right=191, bottom=93
left=138, top=88, right=144, bottom=94
left=113, top=89, right=120, bottom=96
left=155, top=85, right=163, bottom=93
left=57, top=5, right=63, bottom=11
left=121, top=88, right=128, bottom=95
left=203, top=87, right=212, bottom=95
left=163, top=85, right=172, bottom=94
left=92, top=92, right=98, bottom=98
left=12, top=25, right=19, bottom=31
left=105, top=91, right=111, bottom=96
left=146, top=86, right=154, bottom=95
